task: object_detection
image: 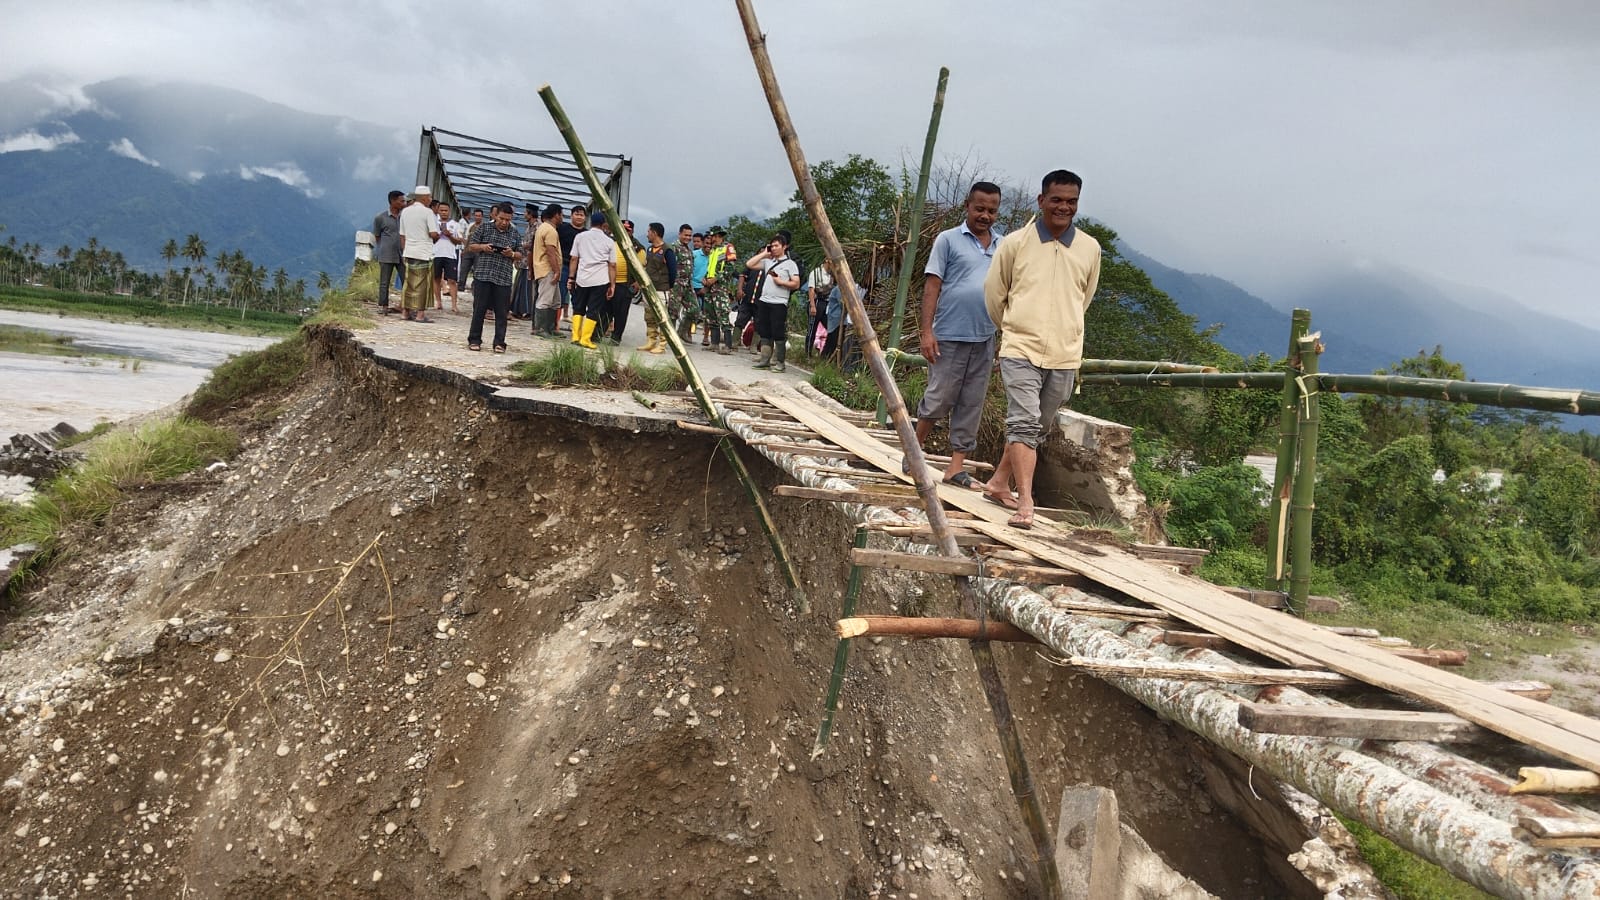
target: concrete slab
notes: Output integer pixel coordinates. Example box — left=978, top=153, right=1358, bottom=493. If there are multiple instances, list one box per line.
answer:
left=352, top=306, right=815, bottom=432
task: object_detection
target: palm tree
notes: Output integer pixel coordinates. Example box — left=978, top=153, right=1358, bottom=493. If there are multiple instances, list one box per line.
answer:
left=55, top=244, right=71, bottom=290
left=181, top=234, right=207, bottom=305
left=160, top=239, right=179, bottom=297
left=272, top=267, right=289, bottom=311
left=316, top=271, right=333, bottom=293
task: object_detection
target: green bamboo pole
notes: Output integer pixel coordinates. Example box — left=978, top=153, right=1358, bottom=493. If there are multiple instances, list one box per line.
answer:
left=1287, top=334, right=1323, bottom=616
left=885, top=347, right=1218, bottom=375
left=813, top=526, right=870, bottom=759
left=1315, top=374, right=1600, bottom=415
left=733, top=4, right=1059, bottom=896
left=876, top=67, right=948, bottom=428
left=1265, top=309, right=1311, bottom=590
left=1078, top=372, right=1287, bottom=389
left=1080, top=370, right=1600, bottom=417
left=537, top=83, right=807, bottom=614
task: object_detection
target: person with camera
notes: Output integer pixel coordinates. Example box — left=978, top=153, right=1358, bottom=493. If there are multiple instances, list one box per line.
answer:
left=463, top=202, right=523, bottom=353
left=747, top=233, right=800, bottom=372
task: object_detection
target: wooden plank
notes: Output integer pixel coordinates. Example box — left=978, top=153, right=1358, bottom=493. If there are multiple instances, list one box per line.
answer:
left=848, top=548, right=1093, bottom=588
left=1237, top=702, right=1491, bottom=742
left=746, top=439, right=858, bottom=457
left=1055, top=657, right=1357, bottom=688
left=1517, top=816, right=1600, bottom=839
left=1161, top=630, right=1462, bottom=667
left=763, top=391, right=1600, bottom=772
left=1157, top=631, right=1234, bottom=652
left=794, top=463, right=903, bottom=482
left=775, top=484, right=922, bottom=505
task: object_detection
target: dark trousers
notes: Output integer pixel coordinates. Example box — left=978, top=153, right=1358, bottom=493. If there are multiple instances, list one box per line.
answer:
left=573, top=284, right=610, bottom=320
left=510, top=269, right=531, bottom=317
left=468, top=280, right=511, bottom=348
left=733, top=298, right=756, bottom=344
left=754, top=301, right=787, bottom=344
left=377, top=261, right=401, bottom=308
left=558, top=262, right=572, bottom=309
left=608, top=283, right=633, bottom=341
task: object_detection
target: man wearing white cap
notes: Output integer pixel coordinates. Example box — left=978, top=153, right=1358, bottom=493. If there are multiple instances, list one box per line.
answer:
left=398, top=185, right=441, bottom=322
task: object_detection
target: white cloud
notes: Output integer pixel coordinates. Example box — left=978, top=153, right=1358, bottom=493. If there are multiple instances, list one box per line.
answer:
left=107, top=137, right=158, bottom=166
left=352, top=154, right=388, bottom=182
left=0, top=128, right=81, bottom=153
left=37, top=83, right=105, bottom=117
left=238, top=162, right=324, bottom=198
left=186, top=170, right=205, bottom=182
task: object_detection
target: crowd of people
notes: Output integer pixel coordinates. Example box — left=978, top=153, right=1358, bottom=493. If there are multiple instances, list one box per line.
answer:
left=369, top=168, right=1100, bottom=529
left=370, top=188, right=856, bottom=372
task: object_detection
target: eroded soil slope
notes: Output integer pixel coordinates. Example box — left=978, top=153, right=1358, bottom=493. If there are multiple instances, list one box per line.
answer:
left=0, top=333, right=1300, bottom=898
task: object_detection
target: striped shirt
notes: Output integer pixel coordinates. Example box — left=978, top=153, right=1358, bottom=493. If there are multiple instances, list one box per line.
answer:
left=468, top=221, right=522, bottom=286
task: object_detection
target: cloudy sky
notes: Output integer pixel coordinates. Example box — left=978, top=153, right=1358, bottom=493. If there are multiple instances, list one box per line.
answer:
left=6, top=0, right=1598, bottom=324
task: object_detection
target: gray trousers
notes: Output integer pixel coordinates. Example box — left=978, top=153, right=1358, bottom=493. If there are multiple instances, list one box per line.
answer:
left=1000, top=357, right=1076, bottom=449
left=915, top=337, right=994, bottom=454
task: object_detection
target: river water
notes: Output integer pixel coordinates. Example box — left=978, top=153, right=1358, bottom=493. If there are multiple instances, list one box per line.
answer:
left=0, top=310, right=276, bottom=439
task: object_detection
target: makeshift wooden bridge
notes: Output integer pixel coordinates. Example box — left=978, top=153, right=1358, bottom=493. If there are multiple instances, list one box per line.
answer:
left=697, top=381, right=1600, bottom=899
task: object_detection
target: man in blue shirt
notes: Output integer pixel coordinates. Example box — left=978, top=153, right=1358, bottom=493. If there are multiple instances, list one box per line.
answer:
left=910, top=182, right=1004, bottom=489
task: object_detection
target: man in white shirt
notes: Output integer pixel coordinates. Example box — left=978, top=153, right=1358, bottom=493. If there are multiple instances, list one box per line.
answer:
left=398, top=185, right=440, bottom=322
left=431, top=200, right=463, bottom=314
left=566, top=212, right=617, bottom=350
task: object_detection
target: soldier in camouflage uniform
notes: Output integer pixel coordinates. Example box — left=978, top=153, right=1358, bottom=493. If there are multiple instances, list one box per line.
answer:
left=702, top=228, right=739, bottom=354
left=670, top=224, right=698, bottom=340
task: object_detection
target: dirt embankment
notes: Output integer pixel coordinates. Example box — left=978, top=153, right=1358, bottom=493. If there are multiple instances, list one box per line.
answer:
left=0, top=330, right=1305, bottom=898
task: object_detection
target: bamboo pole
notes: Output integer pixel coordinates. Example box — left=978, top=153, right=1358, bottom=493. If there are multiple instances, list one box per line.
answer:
left=536, top=84, right=808, bottom=613
left=1512, top=767, right=1600, bottom=795
left=1287, top=334, right=1323, bottom=616
left=1080, top=369, right=1600, bottom=417
left=1079, top=371, right=1286, bottom=389
left=813, top=527, right=869, bottom=759
left=884, top=347, right=1217, bottom=375
left=1266, top=309, right=1310, bottom=590
left=731, top=5, right=1059, bottom=895
left=876, top=67, right=947, bottom=428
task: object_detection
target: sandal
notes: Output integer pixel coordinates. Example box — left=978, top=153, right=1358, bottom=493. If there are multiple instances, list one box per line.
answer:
left=493, top=345, right=506, bottom=354
left=413, top=315, right=434, bottom=324
left=944, top=471, right=981, bottom=490
left=468, top=344, right=482, bottom=352
left=1008, top=510, right=1034, bottom=530
left=983, top=491, right=1020, bottom=512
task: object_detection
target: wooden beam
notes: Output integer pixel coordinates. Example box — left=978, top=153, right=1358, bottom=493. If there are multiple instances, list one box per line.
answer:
left=794, top=463, right=903, bottom=481
left=836, top=615, right=1039, bottom=643
left=849, top=548, right=1094, bottom=588
left=1052, top=656, right=1357, bottom=688
left=1161, top=630, right=1463, bottom=666
left=1511, top=767, right=1600, bottom=795
left=746, top=439, right=858, bottom=458
left=676, top=420, right=731, bottom=437
left=775, top=485, right=930, bottom=508
left=1219, top=586, right=1343, bottom=615
left=1237, top=702, right=1491, bottom=742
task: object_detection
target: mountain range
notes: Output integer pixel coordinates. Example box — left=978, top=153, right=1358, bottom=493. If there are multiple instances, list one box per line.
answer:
left=1124, top=246, right=1600, bottom=391
left=0, top=77, right=411, bottom=281
left=3, top=75, right=1596, bottom=396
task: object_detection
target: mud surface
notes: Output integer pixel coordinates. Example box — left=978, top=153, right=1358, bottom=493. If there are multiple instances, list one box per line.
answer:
left=0, top=332, right=1301, bottom=898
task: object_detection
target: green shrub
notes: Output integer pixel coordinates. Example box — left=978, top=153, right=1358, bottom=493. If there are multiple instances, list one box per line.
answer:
left=185, top=332, right=308, bottom=420
left=1164, top=462, right=1267, bottom=550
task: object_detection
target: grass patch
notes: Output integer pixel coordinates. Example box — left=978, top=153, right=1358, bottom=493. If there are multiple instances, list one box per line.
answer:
left=56, top=422, right=113, bottom=450
left=1338, top=817, right=1491, bottom=900
left=1, top=417, right=238, bottom=568
left=0, top=324, right=90, bottom=357
left=185, top=332, right=309, bottom=421
left=510, top=344, right=688, bottom=393
left=0, top=283, right=300, bottom=337
left=305, top=265, right=377, bottom=330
